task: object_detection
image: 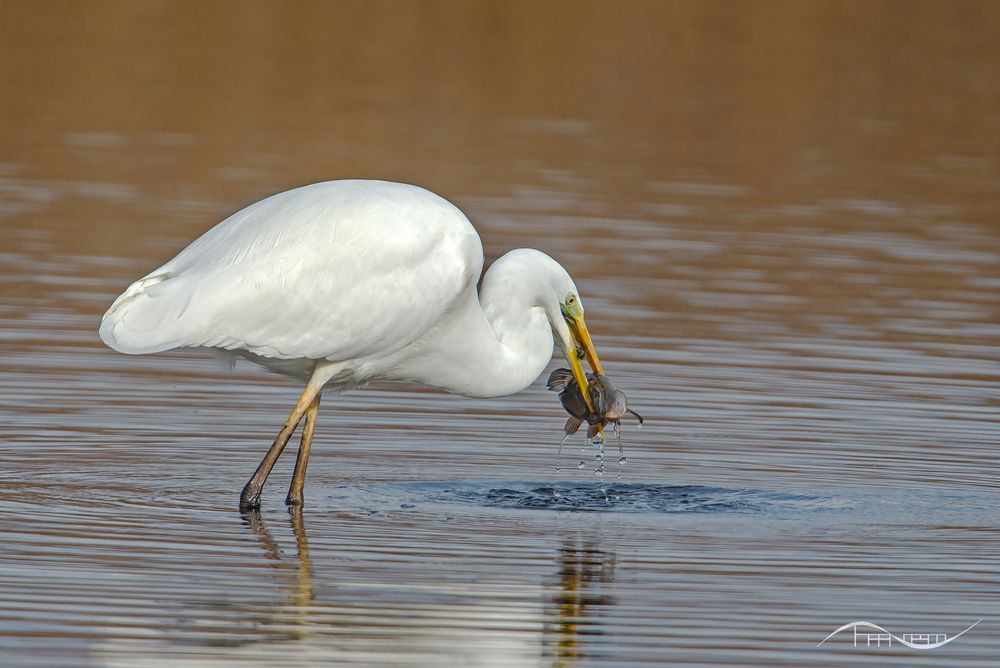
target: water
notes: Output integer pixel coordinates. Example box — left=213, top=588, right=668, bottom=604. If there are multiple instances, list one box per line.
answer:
left=1, top=1, right=999, bottom=666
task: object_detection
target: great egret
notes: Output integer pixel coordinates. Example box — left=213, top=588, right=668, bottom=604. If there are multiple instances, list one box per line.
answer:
left=100, top=180, right=605, bottom=511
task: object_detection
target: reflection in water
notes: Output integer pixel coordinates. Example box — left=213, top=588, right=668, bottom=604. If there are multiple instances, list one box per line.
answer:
left=240, top=509, right=619, bottom=667
left=548, top=536, right=618, bottom=667
left=244, top=508, right=315, bottom=638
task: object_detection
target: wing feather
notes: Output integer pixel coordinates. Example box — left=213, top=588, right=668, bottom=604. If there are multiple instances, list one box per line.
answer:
left=100, top=180, right=483, bottom=361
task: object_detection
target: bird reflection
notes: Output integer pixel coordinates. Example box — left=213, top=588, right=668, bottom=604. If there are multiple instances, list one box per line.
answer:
left=240, top=510, right=618, bottom=666
left=242, top=507, right=314, bottom=635
left=547, top=535, right=618, bottom=667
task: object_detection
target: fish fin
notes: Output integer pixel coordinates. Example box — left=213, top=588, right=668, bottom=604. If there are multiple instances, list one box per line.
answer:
left=626, top=409, right=644, bottom=425
left=587, top=424, right=601, bottom=439
left=547, top=368, right=574, bottom=392
left=564, top=417, right=583, bottom=434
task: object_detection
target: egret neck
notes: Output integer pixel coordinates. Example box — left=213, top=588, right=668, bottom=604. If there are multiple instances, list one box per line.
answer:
left=385, top=250, right=572, bottom=399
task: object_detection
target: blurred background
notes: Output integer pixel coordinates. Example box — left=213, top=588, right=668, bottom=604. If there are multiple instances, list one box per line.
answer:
left=1, top=1, right=998, bottom=666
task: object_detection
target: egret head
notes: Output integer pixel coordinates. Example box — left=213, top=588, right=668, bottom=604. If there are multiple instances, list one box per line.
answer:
left=509, top=251, right=606, bottom=401
left=554, top=290, right=605, bottom=413
left=481, top=248, right=606, bottom=407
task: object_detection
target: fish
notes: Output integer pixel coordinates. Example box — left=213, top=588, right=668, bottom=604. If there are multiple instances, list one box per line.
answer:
left=546, top=368, right=644, bottom=438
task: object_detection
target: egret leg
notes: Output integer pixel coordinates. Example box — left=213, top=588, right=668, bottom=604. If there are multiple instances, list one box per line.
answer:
left=240, top=383, right=322, bottom=512
left=285, top=394, right=320, bottom=507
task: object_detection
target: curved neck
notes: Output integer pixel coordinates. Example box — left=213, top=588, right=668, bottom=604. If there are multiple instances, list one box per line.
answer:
left=388, top=281, right=554, bottom=399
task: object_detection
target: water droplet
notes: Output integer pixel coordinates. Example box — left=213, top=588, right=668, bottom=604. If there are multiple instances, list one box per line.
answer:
left=578, top=461, right=586, bottom=469
left=636, top=422, right=643, bottom=430
left=556, top=433, right=570, bottom=475
left=614, top=427, right=626, bottom=481
left=592, top=438, right=607, bottom=480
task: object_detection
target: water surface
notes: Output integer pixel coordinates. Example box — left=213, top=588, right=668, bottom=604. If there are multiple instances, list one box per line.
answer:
left=1, top=1, right=998, bottom=666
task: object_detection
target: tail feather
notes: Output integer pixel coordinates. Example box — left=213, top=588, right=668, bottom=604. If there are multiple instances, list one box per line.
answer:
left=99, top=272, right=201, bottom=354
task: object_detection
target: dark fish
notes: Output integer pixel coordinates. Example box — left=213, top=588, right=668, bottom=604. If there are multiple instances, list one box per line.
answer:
left=546, top=368, right=644, bottom=438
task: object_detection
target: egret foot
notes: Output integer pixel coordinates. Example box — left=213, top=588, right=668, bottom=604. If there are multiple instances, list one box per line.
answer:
left=240, top=482, right=264, bottom=512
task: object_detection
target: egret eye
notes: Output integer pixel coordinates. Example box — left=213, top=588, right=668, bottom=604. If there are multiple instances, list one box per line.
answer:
left=560, top=293, right=583, bottom=318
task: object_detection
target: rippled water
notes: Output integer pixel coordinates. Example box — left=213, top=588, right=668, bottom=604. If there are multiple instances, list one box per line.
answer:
left=2, top=1, right=999, bottom=666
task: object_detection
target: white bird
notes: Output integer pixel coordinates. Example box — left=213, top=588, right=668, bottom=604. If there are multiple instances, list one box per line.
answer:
left=100, top=180, right=605, bottom=511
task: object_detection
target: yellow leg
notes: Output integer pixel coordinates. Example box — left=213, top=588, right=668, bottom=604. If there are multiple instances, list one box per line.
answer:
left=286, top=394, right=320, bottom=506
left=239, top=383, right=321, bottom=512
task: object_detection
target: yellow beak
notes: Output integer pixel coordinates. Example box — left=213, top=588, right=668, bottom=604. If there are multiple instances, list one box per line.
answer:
left=563, top=310, right=605, bottom=437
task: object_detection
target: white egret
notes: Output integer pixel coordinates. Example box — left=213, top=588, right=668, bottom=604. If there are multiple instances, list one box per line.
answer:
left=100, top=180, right=605, bottom=511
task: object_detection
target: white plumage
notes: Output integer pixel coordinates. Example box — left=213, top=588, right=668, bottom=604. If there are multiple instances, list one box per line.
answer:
left=102, top=180, right=478, bottom=359
left=100, top=180, right=605, bottom=510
